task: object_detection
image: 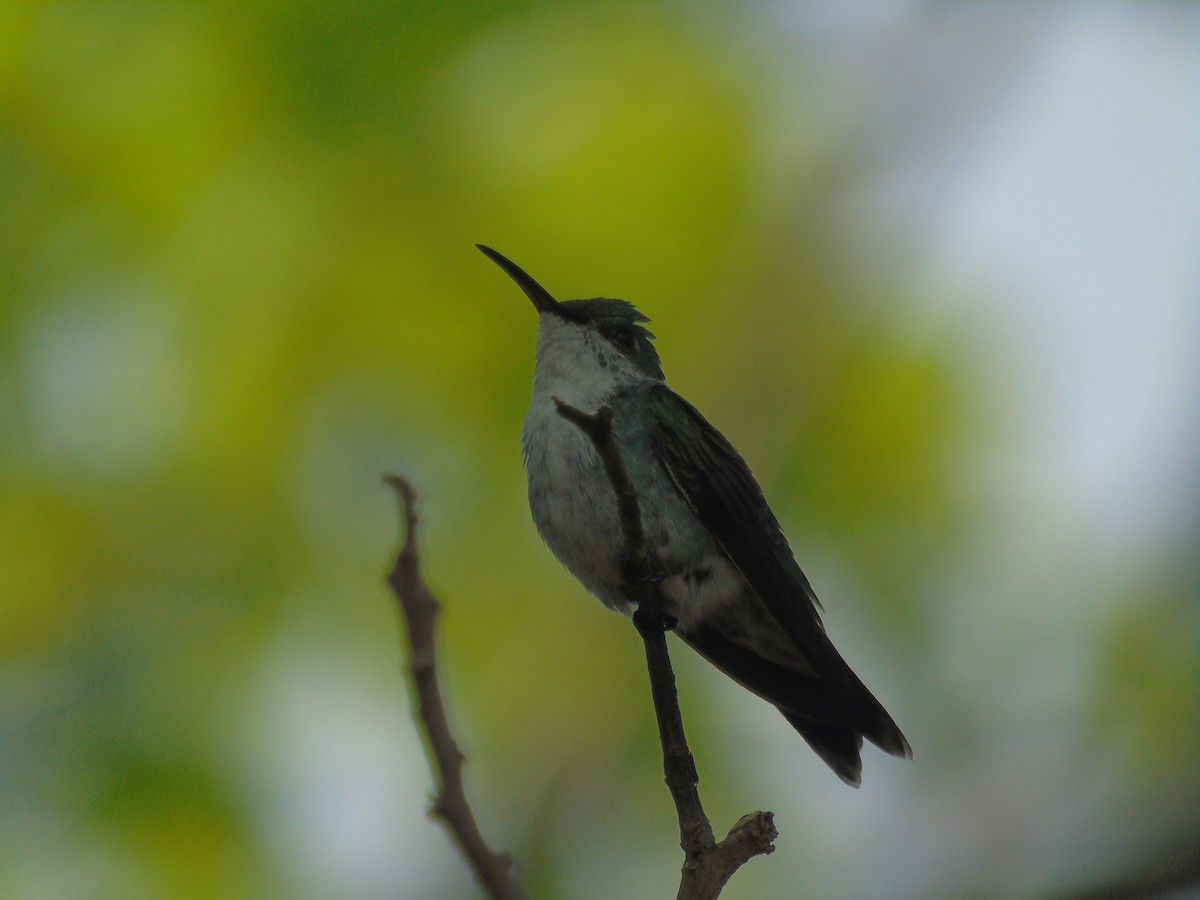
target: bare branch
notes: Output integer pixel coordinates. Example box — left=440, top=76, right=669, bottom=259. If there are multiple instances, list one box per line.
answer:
left=383, top=474, right=526, bottom=900
left=551, top=398, right=777, bottom=899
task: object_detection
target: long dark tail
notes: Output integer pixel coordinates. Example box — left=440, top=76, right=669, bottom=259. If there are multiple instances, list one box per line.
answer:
left=676, top=623, right=911, bottom=787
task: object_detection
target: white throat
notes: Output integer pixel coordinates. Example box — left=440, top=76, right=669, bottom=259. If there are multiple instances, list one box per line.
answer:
left=530, top=314, right=647, bottom=409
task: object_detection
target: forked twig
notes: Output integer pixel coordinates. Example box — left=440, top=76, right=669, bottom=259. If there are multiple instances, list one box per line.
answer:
left=552, top=399, right=777, bottom=900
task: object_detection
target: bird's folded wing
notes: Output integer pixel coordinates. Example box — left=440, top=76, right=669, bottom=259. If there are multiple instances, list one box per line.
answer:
left=643, top=385, right=910, bottom=757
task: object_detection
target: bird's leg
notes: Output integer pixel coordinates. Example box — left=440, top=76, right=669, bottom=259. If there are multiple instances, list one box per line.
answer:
left=624, top=556, right=675, bottom=635
left=621, top=554, right=667, bottom=589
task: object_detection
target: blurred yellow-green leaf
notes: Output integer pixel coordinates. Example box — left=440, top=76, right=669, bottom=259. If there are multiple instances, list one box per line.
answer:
left=2, top=2, right=1196, bottom=899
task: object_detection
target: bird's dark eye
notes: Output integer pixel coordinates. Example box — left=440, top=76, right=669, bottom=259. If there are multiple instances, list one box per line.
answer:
left=607, top=327, right=637, bottom=353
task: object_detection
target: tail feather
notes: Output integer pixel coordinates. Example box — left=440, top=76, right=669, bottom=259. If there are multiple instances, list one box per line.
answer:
left=781, top=713, right=865, bottom=788
left=676, top=622, right=910, bottom=784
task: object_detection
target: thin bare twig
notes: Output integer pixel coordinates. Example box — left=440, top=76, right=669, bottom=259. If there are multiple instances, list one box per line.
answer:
left=552, top=399, right=777, bottom=900
left=383, top=474, right=526, bottom=900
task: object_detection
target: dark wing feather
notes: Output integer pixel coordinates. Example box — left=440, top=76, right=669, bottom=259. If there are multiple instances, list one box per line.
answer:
left=645, top=385, right=911, bottom=759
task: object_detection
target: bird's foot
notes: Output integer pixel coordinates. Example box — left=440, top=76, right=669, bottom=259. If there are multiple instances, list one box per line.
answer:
left=621, top=558, right=667, bottom=588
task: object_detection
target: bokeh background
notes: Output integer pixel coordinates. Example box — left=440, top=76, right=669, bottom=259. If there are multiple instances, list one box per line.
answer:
left=2, top=2, right=1198, bottom=898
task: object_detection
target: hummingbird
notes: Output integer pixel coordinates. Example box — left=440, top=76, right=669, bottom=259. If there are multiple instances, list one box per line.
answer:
left=479, top=244, right=911, bottom=786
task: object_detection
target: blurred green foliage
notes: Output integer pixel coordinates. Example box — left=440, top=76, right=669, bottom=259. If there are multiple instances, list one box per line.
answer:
left=1, top=2, right=1196, bottom=899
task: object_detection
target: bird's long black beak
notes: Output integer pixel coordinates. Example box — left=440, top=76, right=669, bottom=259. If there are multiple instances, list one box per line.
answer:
left=476, top=244, right=563, bottom=315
